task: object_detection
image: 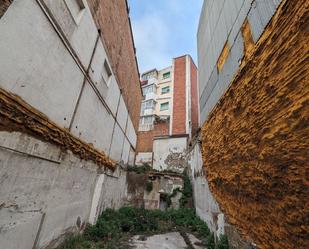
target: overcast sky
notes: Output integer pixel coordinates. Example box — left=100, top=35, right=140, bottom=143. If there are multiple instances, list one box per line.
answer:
left=128, top=0, right=204, bottom=73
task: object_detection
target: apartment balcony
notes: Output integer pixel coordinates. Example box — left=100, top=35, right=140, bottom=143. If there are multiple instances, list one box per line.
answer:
left=147, top=77, right=157, bottom=84
left=141, top=108, right=155, bottom=116
left=144, top=92, right=157, bottom=101
left=138, top=123, right=154, bottom=131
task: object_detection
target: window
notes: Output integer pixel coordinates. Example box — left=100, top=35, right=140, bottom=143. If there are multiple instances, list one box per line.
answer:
left=141, top=100, right=155, bottom=114
left=161, top=86, right=170, bottom=94
left=142, top=85, right=155, bottom=96
left=140, top=116, right=154, bottom=125
left=160, top=102, right=169, bottom=111
left=64, top=0, right=85, bottom=24
left=162, top=72, right=170, bottom=79
left=102, top=59, right=112, bottom=87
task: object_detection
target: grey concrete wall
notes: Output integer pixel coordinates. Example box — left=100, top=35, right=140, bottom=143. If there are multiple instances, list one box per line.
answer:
left=198, top=0, right=282, bottom=124
left=0, top=0, right=137, bottom=160
left=187, top=142, right=224, bottom=237
left=153, top=137, right=187, bottom=173
left=0, top=131, right=128, bottom=249
left=0, top=0, right=136, bottom=248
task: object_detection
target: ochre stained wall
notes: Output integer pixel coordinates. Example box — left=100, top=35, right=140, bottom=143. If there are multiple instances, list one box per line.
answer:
left=200, top=1, right=308, bottom=249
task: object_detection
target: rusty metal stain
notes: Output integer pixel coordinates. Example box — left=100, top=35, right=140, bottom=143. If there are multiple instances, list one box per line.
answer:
left=0, top=87, right=116, bottom=169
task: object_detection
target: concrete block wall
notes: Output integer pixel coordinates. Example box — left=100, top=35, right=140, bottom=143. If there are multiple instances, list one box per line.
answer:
left=198, top=0, right=282, bottom=124
left=0, top=0, right=140, bottom=248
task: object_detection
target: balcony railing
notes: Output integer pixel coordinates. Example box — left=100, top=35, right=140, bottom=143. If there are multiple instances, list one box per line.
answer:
left=139, top=124, right=154, bottom=131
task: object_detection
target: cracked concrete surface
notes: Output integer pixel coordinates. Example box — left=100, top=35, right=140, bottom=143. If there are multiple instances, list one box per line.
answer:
left=130, top=232, right=205, bottom=249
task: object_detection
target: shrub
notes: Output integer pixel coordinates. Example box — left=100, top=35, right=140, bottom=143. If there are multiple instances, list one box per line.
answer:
left=146, top=181, right=153, bottom=192
left=216, top=234, right=229, bottom=249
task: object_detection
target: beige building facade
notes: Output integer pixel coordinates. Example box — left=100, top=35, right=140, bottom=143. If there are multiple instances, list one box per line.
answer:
left=139, top=66, right=174, bottom=131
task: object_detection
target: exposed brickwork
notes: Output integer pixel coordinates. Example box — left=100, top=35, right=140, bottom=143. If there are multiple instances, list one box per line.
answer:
left=190, top=57, right=199, bottom=137
left=172, top=56, right=187, bottom=135
left=0, top=0, right=13, bottom=18
left=201, top=1, right=309, bottom=248
left=136, top=122, right=169, bottom=152
left=86, top=0, right=142, bottom=132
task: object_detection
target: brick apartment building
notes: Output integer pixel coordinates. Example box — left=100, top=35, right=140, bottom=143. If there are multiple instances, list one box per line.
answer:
left=136, top=55, right=199, bottom=172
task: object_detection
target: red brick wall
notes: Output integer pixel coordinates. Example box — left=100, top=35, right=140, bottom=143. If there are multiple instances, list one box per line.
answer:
left=190, top=57, right=199, bottom=137
left=86, top=0, right=142, bottom=132
left=172, top=56, right=187, bottom=135
left=136, top=122, right=169, bottom=152
left=0, top=0, right=13, bottom=18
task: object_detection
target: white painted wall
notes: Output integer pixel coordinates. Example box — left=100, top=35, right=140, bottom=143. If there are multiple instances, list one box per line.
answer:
left=135, top=152, right=153, bottom=166
left=153, top=137, right=187, bottom=173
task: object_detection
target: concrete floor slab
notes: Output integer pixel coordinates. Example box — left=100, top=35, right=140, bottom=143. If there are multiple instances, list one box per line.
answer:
left=130, top=232, right=206, bottom=249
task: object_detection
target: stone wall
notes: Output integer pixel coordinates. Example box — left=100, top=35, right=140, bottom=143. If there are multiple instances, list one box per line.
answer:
left=200, top=1, right=308, bottom=248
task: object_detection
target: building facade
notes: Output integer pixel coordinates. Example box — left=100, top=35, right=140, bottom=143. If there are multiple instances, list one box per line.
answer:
left=195, top=1, right=307, bottom=249
left=0, top=0, right=141, bottom=248
left=136, top=55, right=199, bottom=173
left=139, top=66, right=173, bottom=131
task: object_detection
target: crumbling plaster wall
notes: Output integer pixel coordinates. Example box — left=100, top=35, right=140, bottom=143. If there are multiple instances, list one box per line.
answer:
left=199, top=1, right=309, bottom=248
left=153, top=136, right=187, bottom=173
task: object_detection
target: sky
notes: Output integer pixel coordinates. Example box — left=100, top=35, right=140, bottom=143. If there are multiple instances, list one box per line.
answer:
left=128, top=0, right=204, bottom=73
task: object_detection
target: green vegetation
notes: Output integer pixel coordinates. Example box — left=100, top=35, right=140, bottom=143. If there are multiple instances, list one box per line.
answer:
left=179, top=171, right=193, bottom=208
left=145, top=180, right=153, bottom=192
left=127, top=163, right=152, bottom=174
left=58, top=207, right=229, bottom=249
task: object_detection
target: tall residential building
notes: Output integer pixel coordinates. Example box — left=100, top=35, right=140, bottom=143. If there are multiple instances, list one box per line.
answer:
left=136, top=55, right=199, bottom=172
left=139, top=66, right=173, bottom=131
